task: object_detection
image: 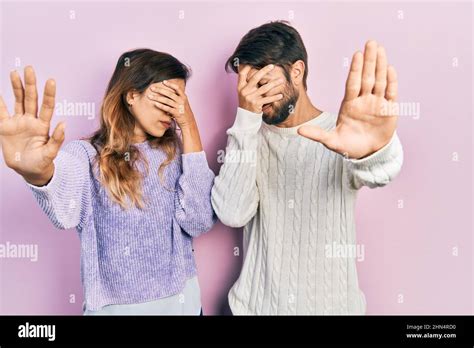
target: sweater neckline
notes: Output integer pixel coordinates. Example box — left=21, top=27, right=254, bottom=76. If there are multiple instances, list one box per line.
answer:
left=133, top=140, right=150, bottom=148
left=262, top=111, right=332, bottom=135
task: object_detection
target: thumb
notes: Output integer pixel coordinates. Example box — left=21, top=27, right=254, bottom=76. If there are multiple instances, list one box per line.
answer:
left=297, top=125, right=331, bottom=143
left=44, top=122, right=66, bottom=159
left=297, top=125, right=340, bottom=153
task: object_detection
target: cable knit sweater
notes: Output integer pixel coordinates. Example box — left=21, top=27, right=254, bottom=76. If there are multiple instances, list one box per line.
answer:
left=211, top=108, right=403, bottom=315
left=27, top=140, right=216, bottom=311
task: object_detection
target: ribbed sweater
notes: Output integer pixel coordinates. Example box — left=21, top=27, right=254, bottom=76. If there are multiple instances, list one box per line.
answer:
left=211, top=108, right=403, bottom=315
left=27, top=140, right=216, bottom=311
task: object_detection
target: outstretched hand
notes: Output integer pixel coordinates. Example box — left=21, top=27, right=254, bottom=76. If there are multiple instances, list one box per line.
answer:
left=0, top=66, right=65, bottom=185
left=298, top=41, right=398, bottom=159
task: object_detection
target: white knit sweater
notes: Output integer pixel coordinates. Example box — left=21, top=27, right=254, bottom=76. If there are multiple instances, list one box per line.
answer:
left=211, top=107, right=403, bottom=315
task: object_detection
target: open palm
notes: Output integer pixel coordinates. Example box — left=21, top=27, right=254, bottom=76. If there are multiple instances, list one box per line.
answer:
left=298, top=41, right=398, bottom=159
left=0, top=66, right=65, bottom=185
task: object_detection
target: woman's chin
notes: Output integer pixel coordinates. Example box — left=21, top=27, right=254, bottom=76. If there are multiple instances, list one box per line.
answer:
left=146, top=128, right=167, bottom=138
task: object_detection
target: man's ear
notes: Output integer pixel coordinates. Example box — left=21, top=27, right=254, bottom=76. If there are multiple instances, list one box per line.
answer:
left=290, top=60, right=306, bottom=88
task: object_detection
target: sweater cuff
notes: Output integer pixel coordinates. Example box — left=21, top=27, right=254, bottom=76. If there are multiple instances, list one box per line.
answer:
left=181, top=151, right=212, bottom=175
left=228, top=107, right=263, bottom=134
left=346, top=132, right=401, bottom=168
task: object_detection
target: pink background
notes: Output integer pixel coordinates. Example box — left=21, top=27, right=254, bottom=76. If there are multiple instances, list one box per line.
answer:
left=0, top=1, right=472, bottom=314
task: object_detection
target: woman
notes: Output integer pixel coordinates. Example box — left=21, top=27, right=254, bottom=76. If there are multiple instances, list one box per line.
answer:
left=0, top=49, right=216, bottom=315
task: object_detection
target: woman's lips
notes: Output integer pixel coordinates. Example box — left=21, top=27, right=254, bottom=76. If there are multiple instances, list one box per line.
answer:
left=160, top=120, right=172, bottom=128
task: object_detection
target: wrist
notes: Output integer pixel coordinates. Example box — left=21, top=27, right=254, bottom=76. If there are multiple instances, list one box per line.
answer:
left=358, top=135, right=394, bottom=159
left=238, top=104, right=260, bottom=114
left=179, top=120, right=203, bottom=153
left=22, top=163, right=54, bottom=186
left=178, top=118, right=198, bottom=132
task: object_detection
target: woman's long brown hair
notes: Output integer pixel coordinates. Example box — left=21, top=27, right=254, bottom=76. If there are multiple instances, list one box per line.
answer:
left=88, top=49, right=190, bottom=209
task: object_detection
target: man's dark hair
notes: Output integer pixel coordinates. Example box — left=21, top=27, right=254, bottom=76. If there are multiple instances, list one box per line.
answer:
left=225, top=21, right=309, bottom=89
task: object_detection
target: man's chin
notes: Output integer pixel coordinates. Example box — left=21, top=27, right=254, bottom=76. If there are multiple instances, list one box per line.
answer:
left=262, top=114, right=275, bottom=124
left=263, top=111, right=287, bottom=125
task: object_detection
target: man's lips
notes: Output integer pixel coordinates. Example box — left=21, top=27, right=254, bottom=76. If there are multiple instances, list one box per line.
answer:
left=262, top=104, right=272, bottom=112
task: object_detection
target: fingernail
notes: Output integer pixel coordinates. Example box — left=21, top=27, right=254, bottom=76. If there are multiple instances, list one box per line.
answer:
left=269, top=64, right=275, bottom=69
left=163, top=80, right=167, bottom=84
left=150, top=86, right=156, bottom=92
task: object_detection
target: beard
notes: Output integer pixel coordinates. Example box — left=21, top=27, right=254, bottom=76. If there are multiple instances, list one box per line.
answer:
left=262, top=84, right=299, bottom=125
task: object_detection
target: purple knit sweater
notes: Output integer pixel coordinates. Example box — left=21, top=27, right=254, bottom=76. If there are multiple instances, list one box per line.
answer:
left=27, top=140, right=216, bottom=311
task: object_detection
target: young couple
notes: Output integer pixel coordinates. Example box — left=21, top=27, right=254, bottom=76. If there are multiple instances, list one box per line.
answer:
left=0, top=21, right=403, bottom=315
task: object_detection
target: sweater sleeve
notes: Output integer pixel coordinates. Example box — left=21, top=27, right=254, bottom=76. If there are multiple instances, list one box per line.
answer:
left=174, top=151, right=217, bottom=237
left=25, top=140, right=92, bottom=230
left=344, top=131, right=404, bottom=190
left=211, top=107, right=261, bottom=228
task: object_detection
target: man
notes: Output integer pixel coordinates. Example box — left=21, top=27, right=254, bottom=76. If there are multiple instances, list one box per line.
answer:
left=211, top=21, right=403, bottom=315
